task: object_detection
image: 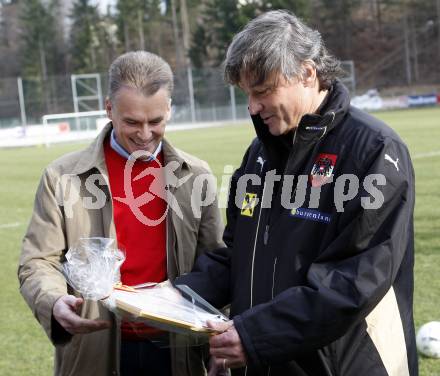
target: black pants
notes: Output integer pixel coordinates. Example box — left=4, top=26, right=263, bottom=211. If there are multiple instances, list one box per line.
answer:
left=120, top=339, right=172, bottom=376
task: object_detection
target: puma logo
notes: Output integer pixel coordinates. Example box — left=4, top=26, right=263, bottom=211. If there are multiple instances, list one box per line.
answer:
left=384, top=154, right=399, bottom=171
left=256, top=156, right=265, bottom=172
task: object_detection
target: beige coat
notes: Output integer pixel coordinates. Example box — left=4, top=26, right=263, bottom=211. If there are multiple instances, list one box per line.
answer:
left=18, top=124, right=224, bottom=376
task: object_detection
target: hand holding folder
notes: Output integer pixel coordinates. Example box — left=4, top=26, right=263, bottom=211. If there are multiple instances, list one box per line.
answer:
left=111, top=282, right=228, bottom=337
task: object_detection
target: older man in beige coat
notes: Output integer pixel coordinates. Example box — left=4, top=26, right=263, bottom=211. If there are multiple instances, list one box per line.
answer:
left=18, top=51, right=224, bottom=376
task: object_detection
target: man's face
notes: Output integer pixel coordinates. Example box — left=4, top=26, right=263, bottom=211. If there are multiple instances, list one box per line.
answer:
left=105, top=86, right=171, bottom=157
left=240, top=73, right=317, bottom=136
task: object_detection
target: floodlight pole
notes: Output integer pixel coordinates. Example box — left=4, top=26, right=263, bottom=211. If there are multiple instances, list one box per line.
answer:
left=71, top=75, right=80, bottom=130
left=230, top=85, right=237, bottom=121
left=180, top=0, right=195, bottom=123
left=403, top=13, right=412, bottom=86
left=17, top=77, right=27, bottom=129
left=96, top=74, right=103, bottom=111
left=187, top=67, right=196, bottom=123
left=71, top=75, right=79, bottom=113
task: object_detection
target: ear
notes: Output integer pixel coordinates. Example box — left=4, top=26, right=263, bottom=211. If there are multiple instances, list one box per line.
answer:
left=301, top=61, right=317, bottom=88
left=105, top=97, right=113, bottom=120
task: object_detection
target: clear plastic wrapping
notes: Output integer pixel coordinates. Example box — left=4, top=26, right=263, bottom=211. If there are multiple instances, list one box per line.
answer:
left=62, top=237, right=228, bottom=345
left=62, top=237, right=125, bottom=300
left=105, top=282, right=228, bottom=346
left=109, top=283, right=227, bottom=334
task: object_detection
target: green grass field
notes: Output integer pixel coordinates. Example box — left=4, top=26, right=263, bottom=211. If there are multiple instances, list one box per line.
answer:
left=0, top=107, right=439, bottom=375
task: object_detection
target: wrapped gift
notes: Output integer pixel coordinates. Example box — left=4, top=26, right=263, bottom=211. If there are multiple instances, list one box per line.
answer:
left=62, top=237, right=227, bottom=343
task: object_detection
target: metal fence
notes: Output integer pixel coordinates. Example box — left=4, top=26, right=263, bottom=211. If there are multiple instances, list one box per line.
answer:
left=0, top=67, right=250, bottom=128
left=0, top=63, right=356, bottom=129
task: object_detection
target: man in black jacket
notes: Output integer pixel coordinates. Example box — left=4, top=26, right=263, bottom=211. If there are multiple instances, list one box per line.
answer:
left=177, top=10, right=417, bottom=376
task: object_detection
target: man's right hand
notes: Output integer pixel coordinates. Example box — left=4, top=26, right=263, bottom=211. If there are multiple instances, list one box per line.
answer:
left=53, top=295, right=112, bottom=335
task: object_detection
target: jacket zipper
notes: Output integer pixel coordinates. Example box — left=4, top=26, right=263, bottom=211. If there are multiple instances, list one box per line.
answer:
left=245, top=159, right=267, bottom=376
left=165, top=183, right=171, bottom=277
left=165, top=184, right=180, bottom=277
left=166, top=205, right=170, bottom=276
left=271, top=257, right=277, bottom=299
left=266, top=130, right=297, bottom=376
left=247, top=130, right=298, bottom=376
left=285, top=128, right=298, bottom=176
left=266, top=257, right=277, bottom=374
left=249, top=170, right=267, bottom=309
left=262, top=127, right=298, bottom=248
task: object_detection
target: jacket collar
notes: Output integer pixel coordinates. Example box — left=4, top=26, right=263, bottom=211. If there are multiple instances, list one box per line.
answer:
left=251, top=80, right=350, bottom=167
left=161, top=138, right=189, bottom=171
left=296, top=79, right=349, bottom=138
left=71, top=123, right=111, bottom=176
left=70, top=122, right=190, bottom=177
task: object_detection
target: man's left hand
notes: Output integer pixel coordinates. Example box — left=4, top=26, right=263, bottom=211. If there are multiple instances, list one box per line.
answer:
left=207, top=320, right=247, bottom=371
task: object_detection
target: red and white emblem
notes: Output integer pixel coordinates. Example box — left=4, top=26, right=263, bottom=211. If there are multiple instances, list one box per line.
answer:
left=310, top=153, right=338, bottom=187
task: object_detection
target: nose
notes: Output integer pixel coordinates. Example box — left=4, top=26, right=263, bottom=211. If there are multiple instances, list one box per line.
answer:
left=248, top=96, right=263, bottom=115
left=137, top=123, right=151, bottom=142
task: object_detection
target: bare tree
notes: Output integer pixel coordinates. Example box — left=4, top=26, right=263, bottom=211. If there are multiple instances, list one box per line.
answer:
left=170, top=0, right=183, bottom=68
left=180, top=0, right=191, bottom=65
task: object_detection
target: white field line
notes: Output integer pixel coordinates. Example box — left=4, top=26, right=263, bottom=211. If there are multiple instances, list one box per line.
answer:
left=0, top=222, right=22, bottom=229
left=413, top=151, right=440, bottom=160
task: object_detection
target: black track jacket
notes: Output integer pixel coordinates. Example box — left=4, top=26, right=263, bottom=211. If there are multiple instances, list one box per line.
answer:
left=177, top=81, right=418, bottom=376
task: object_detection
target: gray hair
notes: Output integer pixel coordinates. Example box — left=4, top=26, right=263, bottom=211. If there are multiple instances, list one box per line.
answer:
left=224, top=10, right=341, bottom=90
left=108, top=51, right=174, bottom=101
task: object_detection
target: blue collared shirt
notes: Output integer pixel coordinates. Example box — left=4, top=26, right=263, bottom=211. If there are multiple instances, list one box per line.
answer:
left=110, top=129, right=162, bottom=162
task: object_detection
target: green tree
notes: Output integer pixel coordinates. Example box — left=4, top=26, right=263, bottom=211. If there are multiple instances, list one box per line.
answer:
left=18, top=0, right=62, bottom=116
left=69, top=0, right=103, bottom=72
left=116, top=0, right=164, bottom=52
left=312, top=0, right=362, bottom=59
left=19, top=0, right=58, bottom=78
left=118, top=0, right=144, bottom=51
left=189, top=0, right=312, bottom=68
left=190, top=0, right=243, bottom=67
left=95, top=14, right=120, bottom=71
left=189, top=22, right=209, bottom=68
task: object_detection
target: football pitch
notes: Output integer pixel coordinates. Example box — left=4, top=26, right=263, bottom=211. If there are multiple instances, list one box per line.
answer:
left=0, top=107, right=439, bottom=375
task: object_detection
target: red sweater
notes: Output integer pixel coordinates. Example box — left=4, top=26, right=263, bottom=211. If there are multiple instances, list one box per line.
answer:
left=104, top=140, right=167, bottom=339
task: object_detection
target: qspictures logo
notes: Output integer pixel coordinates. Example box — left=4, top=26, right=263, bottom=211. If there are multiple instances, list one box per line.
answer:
left=54, top=150, right=219, bottom=226
left=114, top=150, right=193, bottom=226
left=55, top=151, right=388, bottom=226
